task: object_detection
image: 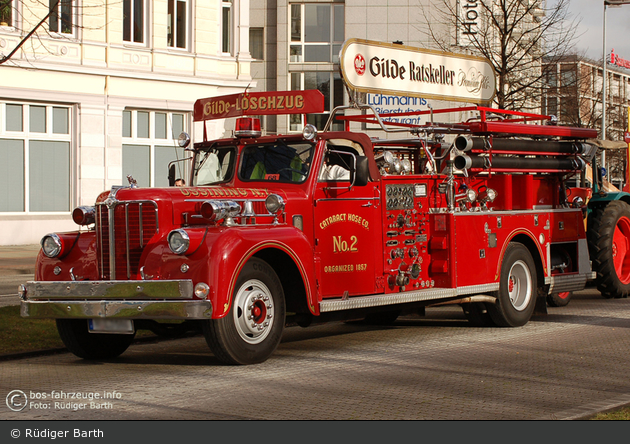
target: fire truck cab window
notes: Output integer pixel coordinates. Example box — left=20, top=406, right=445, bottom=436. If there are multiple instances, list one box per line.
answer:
left=318, top=140, right=362, bottom=182
left=194, top=146, right=235, bottom=186
left=239, top=142, right=314, bottom=183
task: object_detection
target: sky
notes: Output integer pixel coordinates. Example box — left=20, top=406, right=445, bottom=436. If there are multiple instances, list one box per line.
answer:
left=557, top=0, right=630, bottom=61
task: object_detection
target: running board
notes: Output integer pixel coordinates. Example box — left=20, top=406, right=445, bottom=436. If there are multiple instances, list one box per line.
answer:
left=319, top=283, right=500, bottom=313
left=545, top=272, right=593, bottom=294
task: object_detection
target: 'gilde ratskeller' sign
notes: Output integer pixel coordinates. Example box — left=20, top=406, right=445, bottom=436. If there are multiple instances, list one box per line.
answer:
left=340, top=39, right=496, bottom=105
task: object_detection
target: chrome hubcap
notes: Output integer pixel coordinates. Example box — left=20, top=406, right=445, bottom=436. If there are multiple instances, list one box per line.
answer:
left=233, top=279, right=274, bottom=344
left=507, top=260, right=532, bottom=311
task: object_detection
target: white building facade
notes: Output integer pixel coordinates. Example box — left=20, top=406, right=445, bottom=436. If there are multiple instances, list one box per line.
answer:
left=0, top=0, right=253, bottom=245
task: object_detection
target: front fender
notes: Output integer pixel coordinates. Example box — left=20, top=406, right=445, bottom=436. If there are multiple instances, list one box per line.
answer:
left=204, top=227, right=316, bottom=318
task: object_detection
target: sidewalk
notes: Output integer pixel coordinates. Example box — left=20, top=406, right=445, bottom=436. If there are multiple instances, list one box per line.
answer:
left=0, top=244, right=39, bottom=276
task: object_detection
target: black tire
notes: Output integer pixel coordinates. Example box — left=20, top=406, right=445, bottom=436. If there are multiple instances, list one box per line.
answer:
left=462, top=302, right=496, bottom=327
left=56, top=319, right=135, bottom=360
left=363, top=309, right=401, bottom=325
left=546, top=291, right=572, bottom=307
left=588, top=201, right=630, bottom=299
left=487, top=243, right=537, bottom=327
left=203, top=257, right=285, bottom=365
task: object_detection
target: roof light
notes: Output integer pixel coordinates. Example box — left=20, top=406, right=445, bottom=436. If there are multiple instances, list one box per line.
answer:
left=235, top=117, right=262, bottom=138
left=178, top=132, right=191, bottom=148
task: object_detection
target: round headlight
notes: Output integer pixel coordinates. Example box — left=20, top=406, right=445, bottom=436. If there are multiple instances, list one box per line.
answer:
left=402, top=159, right=412, bottom=174
left=302, top=124, right=317, bottom=140
left=265, top=194, right=285, bottom=215
left=382, top=151, right=395, bottom=164
left=486, top=188, right=497, bottom=203
left=168, top=229, right=190, bottom=255
left=41, top=234, right=62, bottom=258
left=466, top=188, right=477, bottom=203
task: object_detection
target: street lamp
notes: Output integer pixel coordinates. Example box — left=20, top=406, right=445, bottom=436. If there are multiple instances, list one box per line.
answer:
left=602, top=1, right=630, bottom=140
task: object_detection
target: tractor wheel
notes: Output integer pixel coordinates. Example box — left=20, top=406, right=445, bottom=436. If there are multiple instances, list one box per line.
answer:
left=202, top=257, right=285, bottom=365
left=546, top=291, right=572, bottom=307
left=588, top=200, right=630, bottom=299
left=487, top=243, right=537, bottom=327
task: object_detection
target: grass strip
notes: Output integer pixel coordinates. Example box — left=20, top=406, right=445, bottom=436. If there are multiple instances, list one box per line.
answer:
left=0, top=306, right=64, bottom=354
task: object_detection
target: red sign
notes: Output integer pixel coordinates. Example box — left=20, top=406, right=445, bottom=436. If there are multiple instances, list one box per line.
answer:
left=624, top=131, right=630, bottom=144
left=193, top=90, right=325, bottom=121
left=610, top=49, right=630, bottom=70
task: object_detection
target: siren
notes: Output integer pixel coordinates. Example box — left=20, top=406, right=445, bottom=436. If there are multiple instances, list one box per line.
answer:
left=235, top=117, right=262, bottom=137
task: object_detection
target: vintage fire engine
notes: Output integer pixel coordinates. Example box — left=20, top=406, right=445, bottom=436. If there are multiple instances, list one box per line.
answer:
left=19, top=86, right=629, bottom=365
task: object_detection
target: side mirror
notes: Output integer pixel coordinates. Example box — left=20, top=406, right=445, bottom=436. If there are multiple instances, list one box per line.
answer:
left=168, top=164, right=176, bottom=187
left=350, top=156, right=369, bottom=187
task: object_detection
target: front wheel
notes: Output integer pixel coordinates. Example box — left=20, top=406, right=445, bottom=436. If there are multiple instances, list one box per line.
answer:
left=487, top=243, right=538, bottom=327
left=203, top=257, right=285, bottom=365
left=56, top=319, right=135, bottom=360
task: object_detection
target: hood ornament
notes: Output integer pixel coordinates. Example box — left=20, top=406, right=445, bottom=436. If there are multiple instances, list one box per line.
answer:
left=127, top=175, right=138, bottom=188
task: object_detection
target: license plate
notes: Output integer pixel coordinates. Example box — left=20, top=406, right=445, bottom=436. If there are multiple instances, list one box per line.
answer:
left=88, top=319, right=134, bottom=334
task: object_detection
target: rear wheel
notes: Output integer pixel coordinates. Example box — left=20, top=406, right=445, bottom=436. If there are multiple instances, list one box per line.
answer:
left=363, top=309, right=401, bottom=325
left=546, top=291, right=572, bottom=307
left=588, top=200, right=630, bottom=298
left=56, top=319, right=135, bottom=360
left=203, top=258, right=285, bottom=365
left=488, top=243, right=537, bottom=327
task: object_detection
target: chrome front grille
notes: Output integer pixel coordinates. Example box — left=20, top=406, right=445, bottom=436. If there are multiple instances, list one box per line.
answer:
left=96, top=200, right=159, bottom=280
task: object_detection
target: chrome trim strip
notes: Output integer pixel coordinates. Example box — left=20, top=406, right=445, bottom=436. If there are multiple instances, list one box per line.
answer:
left=125, top=203, right=131, bottom=279
left=316, top=197, right=380, bottom=203
left=23, top=280, right=194, bottom=300
left=139, top=202, right=144, bottom=248
left=22, top=300, right=213, bottom=320
left=319, top=283, right=500, bottom=312
left=108, top=202, right=116, bottom=280
left=97, top=206, right=105, bottom=279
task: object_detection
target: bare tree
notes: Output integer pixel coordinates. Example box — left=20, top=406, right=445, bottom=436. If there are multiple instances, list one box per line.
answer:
left=421, top=0, right=581, bottom=111
left=0, top=0, right=107, bottom=65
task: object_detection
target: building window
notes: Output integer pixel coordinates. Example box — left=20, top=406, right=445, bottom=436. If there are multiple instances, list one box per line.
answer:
left=222, top=0, right=232, bottom=54
left=290, top=71, right=345, bottom=131
left=123, top=0, right=145, bottom=44
left=0, top=102, right=72, bottom=213
left=122, top=109, right=189, bottom=187
left=0, top=0, right=13, bottom=27
left=290, top=3, right=344, bottom=63
left=49, top=0, right=74, bottom=35
left=168, top=0, right=187, bottom=49
left=250, top=27, right=264, bottom=60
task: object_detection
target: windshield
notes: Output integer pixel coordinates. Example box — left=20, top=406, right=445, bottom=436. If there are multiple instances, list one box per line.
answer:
left=239, top=141, right=315, bottom=184
left=193, top=146, right=236, bottom=186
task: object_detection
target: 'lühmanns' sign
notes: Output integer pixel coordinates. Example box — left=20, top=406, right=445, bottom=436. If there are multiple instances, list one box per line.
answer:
left=340, top=39, right=496, bottom=105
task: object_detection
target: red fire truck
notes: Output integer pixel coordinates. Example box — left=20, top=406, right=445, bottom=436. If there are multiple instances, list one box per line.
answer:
left=20, top=89, right=614, bottom=365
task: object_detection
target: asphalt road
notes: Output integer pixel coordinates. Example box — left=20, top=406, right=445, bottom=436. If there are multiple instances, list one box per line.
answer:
left=2, top=287, right=630, bottom=420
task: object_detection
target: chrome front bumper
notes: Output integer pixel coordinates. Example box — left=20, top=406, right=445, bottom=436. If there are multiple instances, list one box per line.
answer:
left=20, top=280, right=213, bottom=320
